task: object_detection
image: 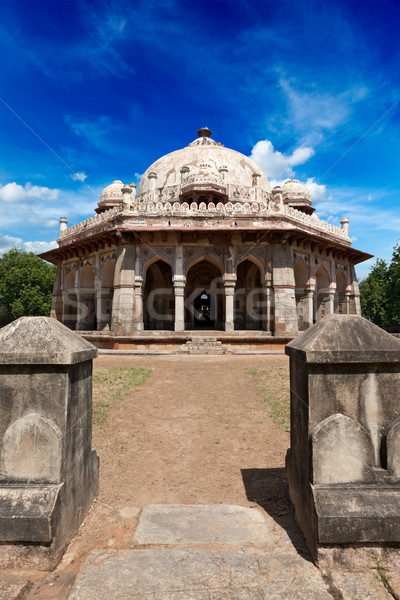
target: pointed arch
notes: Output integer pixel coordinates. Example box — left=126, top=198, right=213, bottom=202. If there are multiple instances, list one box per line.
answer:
left=185, top=259, right=224, bottom=330
left=80, top=263, right=95, bottom=289
left=315, top=264, right=331, bottom=321
left=143, top=259, right=174, bottom=331
left=236, top=254, right=265, bottom=281
left=234, top=259, right=264, bottom=330
left=143, top=253, right=174, bottom=279
left=101, top=258, right=115, bottom=287
left=335, top=268, right=347, bottom=314
left=294, top=259, right=309, bottom=331
left=185, top=253, right=224, bottom=278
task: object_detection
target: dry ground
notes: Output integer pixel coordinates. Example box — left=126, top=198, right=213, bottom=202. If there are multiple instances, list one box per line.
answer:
left=26, top=353, right=300, bottom=599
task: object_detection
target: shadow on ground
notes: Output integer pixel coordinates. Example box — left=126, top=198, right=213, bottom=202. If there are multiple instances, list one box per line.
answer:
left=241, top=467, right=313, bottom=562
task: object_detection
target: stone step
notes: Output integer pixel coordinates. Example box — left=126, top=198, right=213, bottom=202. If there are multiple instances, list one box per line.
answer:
left=178, top=337, right=231, bottom=354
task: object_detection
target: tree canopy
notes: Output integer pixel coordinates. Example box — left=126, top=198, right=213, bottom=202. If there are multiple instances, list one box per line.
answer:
left=360, top=241, right=400, bottom=332
left=0, top=248, right=56, bottom=325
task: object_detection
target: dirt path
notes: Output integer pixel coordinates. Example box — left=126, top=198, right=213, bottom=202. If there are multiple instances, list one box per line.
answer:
left=27, top=354, right=295, bottom=599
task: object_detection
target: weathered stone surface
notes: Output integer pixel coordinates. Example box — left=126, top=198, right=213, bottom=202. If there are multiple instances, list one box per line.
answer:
left=286, top=313, right=400, bottom=363
left=0, top=317, right=99, bottom=569
left=0, top=574, right=32, bottom=599
left=327, top=569, right=393, bottom=600
left=312, top=414, right=375, bottom=484
left=133, top=504, right=272, bottom=545
left=68, top=549, right=333, bottom=600
left=285, top=314, right=400, bottom=565
left=0, top=316, right=97, bottom=364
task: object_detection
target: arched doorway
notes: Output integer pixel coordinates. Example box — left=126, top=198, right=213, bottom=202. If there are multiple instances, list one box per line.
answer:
left=234, top=259, right=264, bottom=330
left=315, top=265, right=330, bottom=321
left=99, top=260, right=114, bottom=330
left=62, top=269, right=77, bottom=329
left=185, top=259, right=224, bottom=330
left=294, top=259, right=309, bottom=331
left=79, top=264, right=96, bottom=330
left=143, top=260, right=174, bottom=330
left=335, top=269, right=347, bottom=314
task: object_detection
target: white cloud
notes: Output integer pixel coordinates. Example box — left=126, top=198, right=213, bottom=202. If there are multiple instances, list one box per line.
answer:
left=249, top=139, right=314, bottom=179
left=305, top=178, right=330, bottom=203
left=0, top=233, right=56, bottom=256
left=44, top=219, right=59, bottom=228
left=0, top=182, right=59, bottom=203
left=71, top=171, right=88, bottom=182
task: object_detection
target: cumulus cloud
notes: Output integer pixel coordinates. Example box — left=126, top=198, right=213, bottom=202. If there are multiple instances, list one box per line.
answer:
left=0, top=182, right=59, bottom=203
left=0, top=233, right=56, bottom=256
left=249, top=139, right=314, bottom=179
left=70, top=171, right=88, bottom=182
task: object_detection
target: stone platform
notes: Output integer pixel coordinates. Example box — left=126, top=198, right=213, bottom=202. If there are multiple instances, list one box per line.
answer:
left=67, top=505, right=394, bottom=600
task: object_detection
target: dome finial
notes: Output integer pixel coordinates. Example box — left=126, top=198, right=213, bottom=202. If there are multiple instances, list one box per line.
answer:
left=197, top=126, right=212, bottom=138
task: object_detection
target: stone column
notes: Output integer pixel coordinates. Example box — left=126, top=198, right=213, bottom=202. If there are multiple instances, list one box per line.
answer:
left=111, top=238, right=135, bottom=335
left=345, top=292, right=351, bottom=314
left=286, top=315, right=400, bottom=567
left=349, top=263, right=362, bottom=314
left=264, top=284, right=272, bottom=333
left=75, top=291, right=82, bottom=331
left=0, top=317, right=99, bottom=570
left=304, top=288, right=315, bottom=327
left=271, top=242, right=298, bottom=336
left=134, top=277, right=144, bottom=332
left=223, top=274, right=236, bottom=332
left=173, top=278, right=186, bottom=332
left=326, top=286, right=335, bottom=315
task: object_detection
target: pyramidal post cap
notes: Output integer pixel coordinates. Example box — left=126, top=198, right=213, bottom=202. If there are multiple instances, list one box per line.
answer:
left=286, top=314, right=400, bottom=363
left=0, top=316, right=98, bottom=365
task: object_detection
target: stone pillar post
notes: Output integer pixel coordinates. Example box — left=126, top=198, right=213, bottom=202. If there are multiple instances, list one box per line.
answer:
left=340, top=216, right=349, bottom=237
left=349, top=263, right=361, bottom=314
left=271, top=242, right=298, bottom=336
left=327, top=287, right=335, bottom=315
left=173, top=278, right=186, bottom=332
left=75, top=291, right=82, bottom=331
left=345, top=292, right=351, bottom=314
left=111, top=238, right=135, bottom=335
left=134, top=277, right=144, bottom=332
left=223, top=274, right=236, bottom=332
left=59, top=216, right=68, bottom=236
left=304, top=288, right=315, bottom=328
left=264, top=283, right=272, bottom=333
left=0, top=317, right=99, bottom=570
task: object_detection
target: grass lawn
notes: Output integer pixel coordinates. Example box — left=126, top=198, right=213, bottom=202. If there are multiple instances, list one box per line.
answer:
left=92, top=367, right=151, bottom=423
left=247, top=365, right=291, bottom=431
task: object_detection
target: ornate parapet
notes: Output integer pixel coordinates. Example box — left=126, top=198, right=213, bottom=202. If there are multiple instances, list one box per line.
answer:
left=57, top=193, right=350, bottom=244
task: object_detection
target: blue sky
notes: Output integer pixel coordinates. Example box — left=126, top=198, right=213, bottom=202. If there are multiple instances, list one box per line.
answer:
left=0, top=0, right=399, bottom=279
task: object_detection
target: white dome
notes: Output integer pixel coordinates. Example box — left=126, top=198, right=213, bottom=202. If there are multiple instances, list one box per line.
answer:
left=98, top=180, right=124, bottom=211
left=281, top=179, right=311, bottom=203
left=138, top=128, right=271, bottom=196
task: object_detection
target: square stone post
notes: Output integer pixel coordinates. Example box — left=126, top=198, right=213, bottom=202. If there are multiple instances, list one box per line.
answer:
left=223, top=274, right=236, bottom=332
left=173, top=277, right=186, bottom=332
left=0, top=317, right=99, bottom=570
left=134, top=277, right=144, bottom=332
left=111, top=238, right=135, bottom=335
left=285, top=314, right=400, bottom=568
left=271, top=242, right=298, bottom=336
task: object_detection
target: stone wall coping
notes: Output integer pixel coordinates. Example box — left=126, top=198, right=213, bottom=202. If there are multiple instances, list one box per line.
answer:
left=0, top=317, right=98, bottom=365
left=285, top=314, right=400, bottom=364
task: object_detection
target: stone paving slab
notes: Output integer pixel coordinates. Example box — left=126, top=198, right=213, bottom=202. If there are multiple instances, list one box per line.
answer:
left=133, top=504, right=273, bottom=545
left=67, top=548, right=333, bottom=600
left=0, top=575, right=32, bottom=599
left=327, top=569, right=394, bottom=600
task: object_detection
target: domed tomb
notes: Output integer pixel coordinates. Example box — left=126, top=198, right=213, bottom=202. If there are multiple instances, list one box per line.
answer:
left=138, top=127, right=271, bottom=205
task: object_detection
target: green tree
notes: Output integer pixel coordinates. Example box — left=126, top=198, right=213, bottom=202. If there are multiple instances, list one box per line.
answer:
left=0, top=247, right=56, bottom=325
left=359, top=258, right=389, bottom=328
left=387, top=242, right=400, bottom=331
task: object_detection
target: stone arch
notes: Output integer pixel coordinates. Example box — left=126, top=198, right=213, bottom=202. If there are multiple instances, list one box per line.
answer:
left=62, top=268, right=77, bottom=329
left=294, top=259, right=309, bottom=331
left=234, top=259, right=264, bottom=330
left=143, top=259, right=174, bottom=331
left=185, top=259, right=224, bottom=330
left=315, top=264, right=331, bottom=321
left=1, top=413, right=62, bottom=483
left=143, top=253, right=174, bottom=279
left=335, top=268, right=347, bottom=315
left=185, top=253, right=224, bottom=278
left=80, top=263, right=95, bottom=289
left=79, top=263, right=96, bottom=330
left=63, top=268, right=75, bottom=290
left=311, top=413, right=374, bottom=484
left=99, top=259, right=115, bottom=330
left=236, top=254, right=265, bottom=281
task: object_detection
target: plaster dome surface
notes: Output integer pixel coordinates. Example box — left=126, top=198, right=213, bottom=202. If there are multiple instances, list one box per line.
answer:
left=282, top=179, right=311, bottom=202
left=138, top=129, right=271, bottom=196
left=98, top=180, right=124, bottom=210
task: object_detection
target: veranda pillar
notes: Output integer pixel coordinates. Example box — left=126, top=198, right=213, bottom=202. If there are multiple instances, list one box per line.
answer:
left=223, top=274, right=236, bottom=332
left=111, top=238, right=135, bottom=335
left=271, top=242, right=298, bottom=336
left=134, top=277, right=144, bottom=332
left=173, top=278, right=186, bottom=332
